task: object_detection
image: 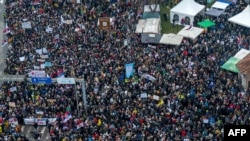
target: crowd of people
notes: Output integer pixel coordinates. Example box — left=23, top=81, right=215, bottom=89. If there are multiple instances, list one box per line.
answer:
left=1, top=0, right=250, bottom=140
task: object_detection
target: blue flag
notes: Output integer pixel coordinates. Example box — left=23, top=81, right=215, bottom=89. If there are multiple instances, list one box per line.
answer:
left=125, top=63, right=134, bottom=78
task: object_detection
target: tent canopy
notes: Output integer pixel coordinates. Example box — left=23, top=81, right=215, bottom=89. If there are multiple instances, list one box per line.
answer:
left=228, top=5, right=250, bottom=28
left=141, top=33, right=162, bottom=44
left=233, top=48, right=250, bottom=60
left=135, top=18, right=161, bottom=34
left=221, top=57, right=240, bottom=73
left=144, top=4, right=160, bottom=13
left=211, top=1, right=230, bottom=10
left=143, top=12, right=160, bottom=19
left=198, top=19, right=215, bottom=28
left=205, top=8, right=224, bottom=17
left=170, top=0, right=205, bottom=16
left=218, top=0, right=233, bottom=4
left=177, top=26, right=203, bottom=40
left=160, top=33, right=183, bottom=46
left=221, top=49, right=250, bottom=73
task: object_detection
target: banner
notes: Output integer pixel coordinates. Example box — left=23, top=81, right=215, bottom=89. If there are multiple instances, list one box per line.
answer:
left=19, top=56, right=25, bottom=62
left=9, top=87, right=17, bottom=92
left=44, top=62, right=52, bottom=67
left=141, top=73, right=156, bottom=81
left=46, top=26, right=53, bottom=33
left=41, top=55, right=49, bottom=59
left=28, top=70, right=46, bottom=78
left=125, top=63, right=134, bottom=78
left=35, top=48, right=48, bottom=55
left=24, top=118, right=57, bottom=125
left=140, top=93, right=147, bottom=98
left=8, top=102, right=16, bottom=107
left=21, top=22, right=32, bottom=29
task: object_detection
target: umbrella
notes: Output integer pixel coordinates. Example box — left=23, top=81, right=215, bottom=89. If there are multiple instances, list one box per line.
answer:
left=198, top=19, right=215, bottom=28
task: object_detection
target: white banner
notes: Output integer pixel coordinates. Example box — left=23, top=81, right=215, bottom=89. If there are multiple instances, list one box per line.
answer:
left=57, top=78, right=75, bottom=84
left=19, top=56, right=25, bottom=62
left=46, top=26, right=53, bottom=33
left=41, top=55, right=49, bottom=59
left=65, top=20, right=73, bottom=25
left=141, top=74, right=156, bottom=81
left=24, top=118, right=57, bottom=125
left=35, top=48, right=48, bottom=55
left=10, top=87, right=17, bottom=92
left=140, top=93, right=147, bottom=98
left=28, top=70, right=46, bottom=78
left=21, top=21, right=32, bottom=29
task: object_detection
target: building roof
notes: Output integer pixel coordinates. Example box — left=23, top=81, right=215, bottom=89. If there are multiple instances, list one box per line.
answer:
left=237, top=54, right=250, bottom=75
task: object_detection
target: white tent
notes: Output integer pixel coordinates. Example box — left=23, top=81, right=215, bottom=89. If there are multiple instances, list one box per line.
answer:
left=211, top=1, right=230, bottom=10
left=170, top=0, right=205, bottom=25
left=228, top=5, right=250, bottom=28
left=135, top=18, right=161, bottom=34
left=234, top=48, right=250, bottom=60
left=160, top=33, right=183, bottom=46
left=177, top=25, right=203, bottom=40
left=144, top=4, right=160, bottom=13
left=135, top=20, right=146, bottom=33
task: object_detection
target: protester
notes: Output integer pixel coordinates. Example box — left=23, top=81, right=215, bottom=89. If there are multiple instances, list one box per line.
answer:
left=1, top=0, right=250, bottom=141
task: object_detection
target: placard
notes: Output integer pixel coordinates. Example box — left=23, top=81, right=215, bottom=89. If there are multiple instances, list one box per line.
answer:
left=9, top=102, right=16, bottom=107
left=99, top=17, right=111, bottom=31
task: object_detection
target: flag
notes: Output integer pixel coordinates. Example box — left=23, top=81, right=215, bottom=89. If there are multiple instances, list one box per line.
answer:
left=157, top=99, right=164, bottom=107
left=1, top=40, right=8, bottom=47
left=3, top=28, right=10, bottom=35
left=125, top=63, right=134, bottom=78
left=63, top=112, right=72, bottom=123
left=186, top=25, right=193, bottom=30
left=141, top=74, right=156, bottom=81
left=57, top=68, right=64, bottom=78
left=76, top=120, right=84, bottom=129
left=97, top=119, right=102, bottom=126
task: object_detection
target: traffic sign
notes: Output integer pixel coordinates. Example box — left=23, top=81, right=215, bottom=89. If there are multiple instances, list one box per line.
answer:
left=31, top=77, right=52, bottom=84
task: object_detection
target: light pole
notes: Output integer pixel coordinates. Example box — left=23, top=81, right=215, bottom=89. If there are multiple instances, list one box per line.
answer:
left=81, top=80, right=87, bottom=111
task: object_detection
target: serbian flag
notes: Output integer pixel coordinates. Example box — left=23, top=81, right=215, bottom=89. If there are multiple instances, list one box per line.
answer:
left=31, top=0, right=41, bottom=5
left=3, top=28, right=10, bottom=35
left=57, top=68, right=64, bottom=78
left=75, top=119, right=84, bottom=129
left=63, top=112, right=72, bottom=123
left=1, top=40, right=8, bottom=47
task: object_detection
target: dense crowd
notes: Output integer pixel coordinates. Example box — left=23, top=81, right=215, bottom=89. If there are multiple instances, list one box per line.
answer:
left=1, top=0, right=250, bottom=140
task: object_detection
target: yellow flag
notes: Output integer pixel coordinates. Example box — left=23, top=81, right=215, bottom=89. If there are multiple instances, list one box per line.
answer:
left=97, top=119, right=102, bottom=126
left=132, top=109, right=138, bottom=114
left=157, top=99, right=164, bottom=107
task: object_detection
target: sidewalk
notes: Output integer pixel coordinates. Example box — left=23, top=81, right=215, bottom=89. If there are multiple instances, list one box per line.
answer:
left=0, top=1, right=7, bottom=76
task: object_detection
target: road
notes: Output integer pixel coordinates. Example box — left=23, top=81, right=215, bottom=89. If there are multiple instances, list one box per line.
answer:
left=21, top=125, right=51, bottom=141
